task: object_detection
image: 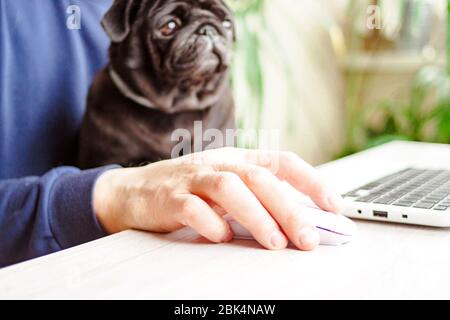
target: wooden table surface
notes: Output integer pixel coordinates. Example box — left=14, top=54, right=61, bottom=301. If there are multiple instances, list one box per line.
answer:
left=1, top=141, right=450, bottom=299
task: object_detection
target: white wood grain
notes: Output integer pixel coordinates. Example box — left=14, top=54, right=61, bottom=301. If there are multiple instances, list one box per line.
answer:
left=1, top=141, right=450, bottom=299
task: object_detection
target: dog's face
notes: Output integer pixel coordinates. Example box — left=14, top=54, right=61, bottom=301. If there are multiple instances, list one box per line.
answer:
left=102, top=0, right=235, bottom=113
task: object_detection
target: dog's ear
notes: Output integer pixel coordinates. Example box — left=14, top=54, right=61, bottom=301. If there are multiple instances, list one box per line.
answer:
left=101, top=0, right=141, bottom=43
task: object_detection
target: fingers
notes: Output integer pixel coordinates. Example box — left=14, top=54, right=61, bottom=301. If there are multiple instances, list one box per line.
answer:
left=274, top=152, right=344, bottom=214
left=238, top=149, right=344, bottom=213
left=190, top=172, right=289, bottom=250
left=175, top=195, right=233, bottom=243
left=179, top=148, right=344, bottom=214
left=213, top=163, right=320, bottom=250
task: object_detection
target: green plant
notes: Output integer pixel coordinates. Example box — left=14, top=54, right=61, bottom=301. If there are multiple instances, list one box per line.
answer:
left=339, top=0, right=450, bottom=157
left=343, top=66, right=448, bottom=154
left=226, top=0, right=266, bottom=133
left=227, top=0, right=299, bottom=136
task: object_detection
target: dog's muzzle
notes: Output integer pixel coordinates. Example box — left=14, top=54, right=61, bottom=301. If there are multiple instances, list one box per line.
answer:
left=197, top=24, right=220, bottom=38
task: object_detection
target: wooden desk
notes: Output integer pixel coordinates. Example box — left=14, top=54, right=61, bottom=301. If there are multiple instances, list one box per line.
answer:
left=1, top=141, right=450, bottom=299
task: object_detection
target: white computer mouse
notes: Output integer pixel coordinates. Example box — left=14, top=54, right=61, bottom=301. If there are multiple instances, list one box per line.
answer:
left=224, top=207, right=357, bottom=246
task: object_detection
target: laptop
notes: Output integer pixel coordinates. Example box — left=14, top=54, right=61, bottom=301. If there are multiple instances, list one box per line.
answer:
left=342, top=168, right=450, bottom=227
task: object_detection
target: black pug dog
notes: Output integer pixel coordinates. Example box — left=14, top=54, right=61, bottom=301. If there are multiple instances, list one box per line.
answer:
left=78, top=0, right=235, bottom=168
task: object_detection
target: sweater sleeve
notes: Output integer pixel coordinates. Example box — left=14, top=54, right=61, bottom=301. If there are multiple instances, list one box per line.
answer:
left=0, top=165, right=117, bottom=267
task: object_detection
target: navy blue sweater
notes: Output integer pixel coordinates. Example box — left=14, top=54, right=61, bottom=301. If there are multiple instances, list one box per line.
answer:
left=0, top=0, right=114, bottom=267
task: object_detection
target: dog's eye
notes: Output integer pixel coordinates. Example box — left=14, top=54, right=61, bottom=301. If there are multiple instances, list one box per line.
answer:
left=160, top=19, right=181, bottom=36
left=222, top=20, right=233, bottom=29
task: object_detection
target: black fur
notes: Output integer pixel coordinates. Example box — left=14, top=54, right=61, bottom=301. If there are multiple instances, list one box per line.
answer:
left=78, top=0, right=235, bottom=168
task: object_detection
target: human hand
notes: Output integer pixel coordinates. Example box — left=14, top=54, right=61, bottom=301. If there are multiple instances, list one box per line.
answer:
left=93, top=148, right=344, bottom=251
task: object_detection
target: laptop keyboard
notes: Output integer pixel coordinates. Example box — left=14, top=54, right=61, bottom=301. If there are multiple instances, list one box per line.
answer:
left=343, top=168, right=450, bottom=211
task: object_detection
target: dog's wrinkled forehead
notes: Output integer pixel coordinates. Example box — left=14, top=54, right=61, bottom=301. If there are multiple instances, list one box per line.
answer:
left=151, top=0, right=231, bottom=17
left=102, top=0, right=232, bottom=43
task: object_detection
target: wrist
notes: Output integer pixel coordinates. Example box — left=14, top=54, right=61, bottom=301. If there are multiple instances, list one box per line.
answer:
left=93, top=168, right=129, bottom=234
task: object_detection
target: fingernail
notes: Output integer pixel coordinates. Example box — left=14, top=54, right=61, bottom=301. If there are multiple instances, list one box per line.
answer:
left=270, top=230, right=287, bottom=249
left=327, top=194, right=345, bottom=213
left=298, top=227, right=320, bottom=248
left=222, top=229, right=234, bottom=243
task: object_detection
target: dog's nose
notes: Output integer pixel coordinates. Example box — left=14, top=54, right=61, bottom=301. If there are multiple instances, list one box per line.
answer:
left=197, top=24, right=218, bottom=38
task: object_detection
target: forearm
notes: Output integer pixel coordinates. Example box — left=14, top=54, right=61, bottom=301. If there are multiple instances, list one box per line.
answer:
left=0, top=166, right=116, bottom=267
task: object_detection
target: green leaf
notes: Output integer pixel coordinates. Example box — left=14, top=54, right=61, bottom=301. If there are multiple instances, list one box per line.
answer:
left=365, top=135, right=413, bottom=149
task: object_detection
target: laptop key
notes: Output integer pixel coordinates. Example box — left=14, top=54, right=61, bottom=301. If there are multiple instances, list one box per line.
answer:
left=393, top=202, right=414, bottom=207
left=403, top=197, right=421, bottom=202
left=419, top=202, right=439, bottom=207
left=429, top=192, right=447, bottom=197
left=345, top=189, right=372, bottom=197
left=413, top=202, right=435, bottom=209
left=424, top=197, right=442, bottom=201
left=374, top=198, right=396, bottom=204
left=356, top=194, right=380, bottom=202
left=421, top=199, right=439, bottom=204
left=349, top=168, right=450, bottom=214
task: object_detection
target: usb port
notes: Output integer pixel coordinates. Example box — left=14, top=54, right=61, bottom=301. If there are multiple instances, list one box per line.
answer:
left=373, top=210, right=388, bottom=218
